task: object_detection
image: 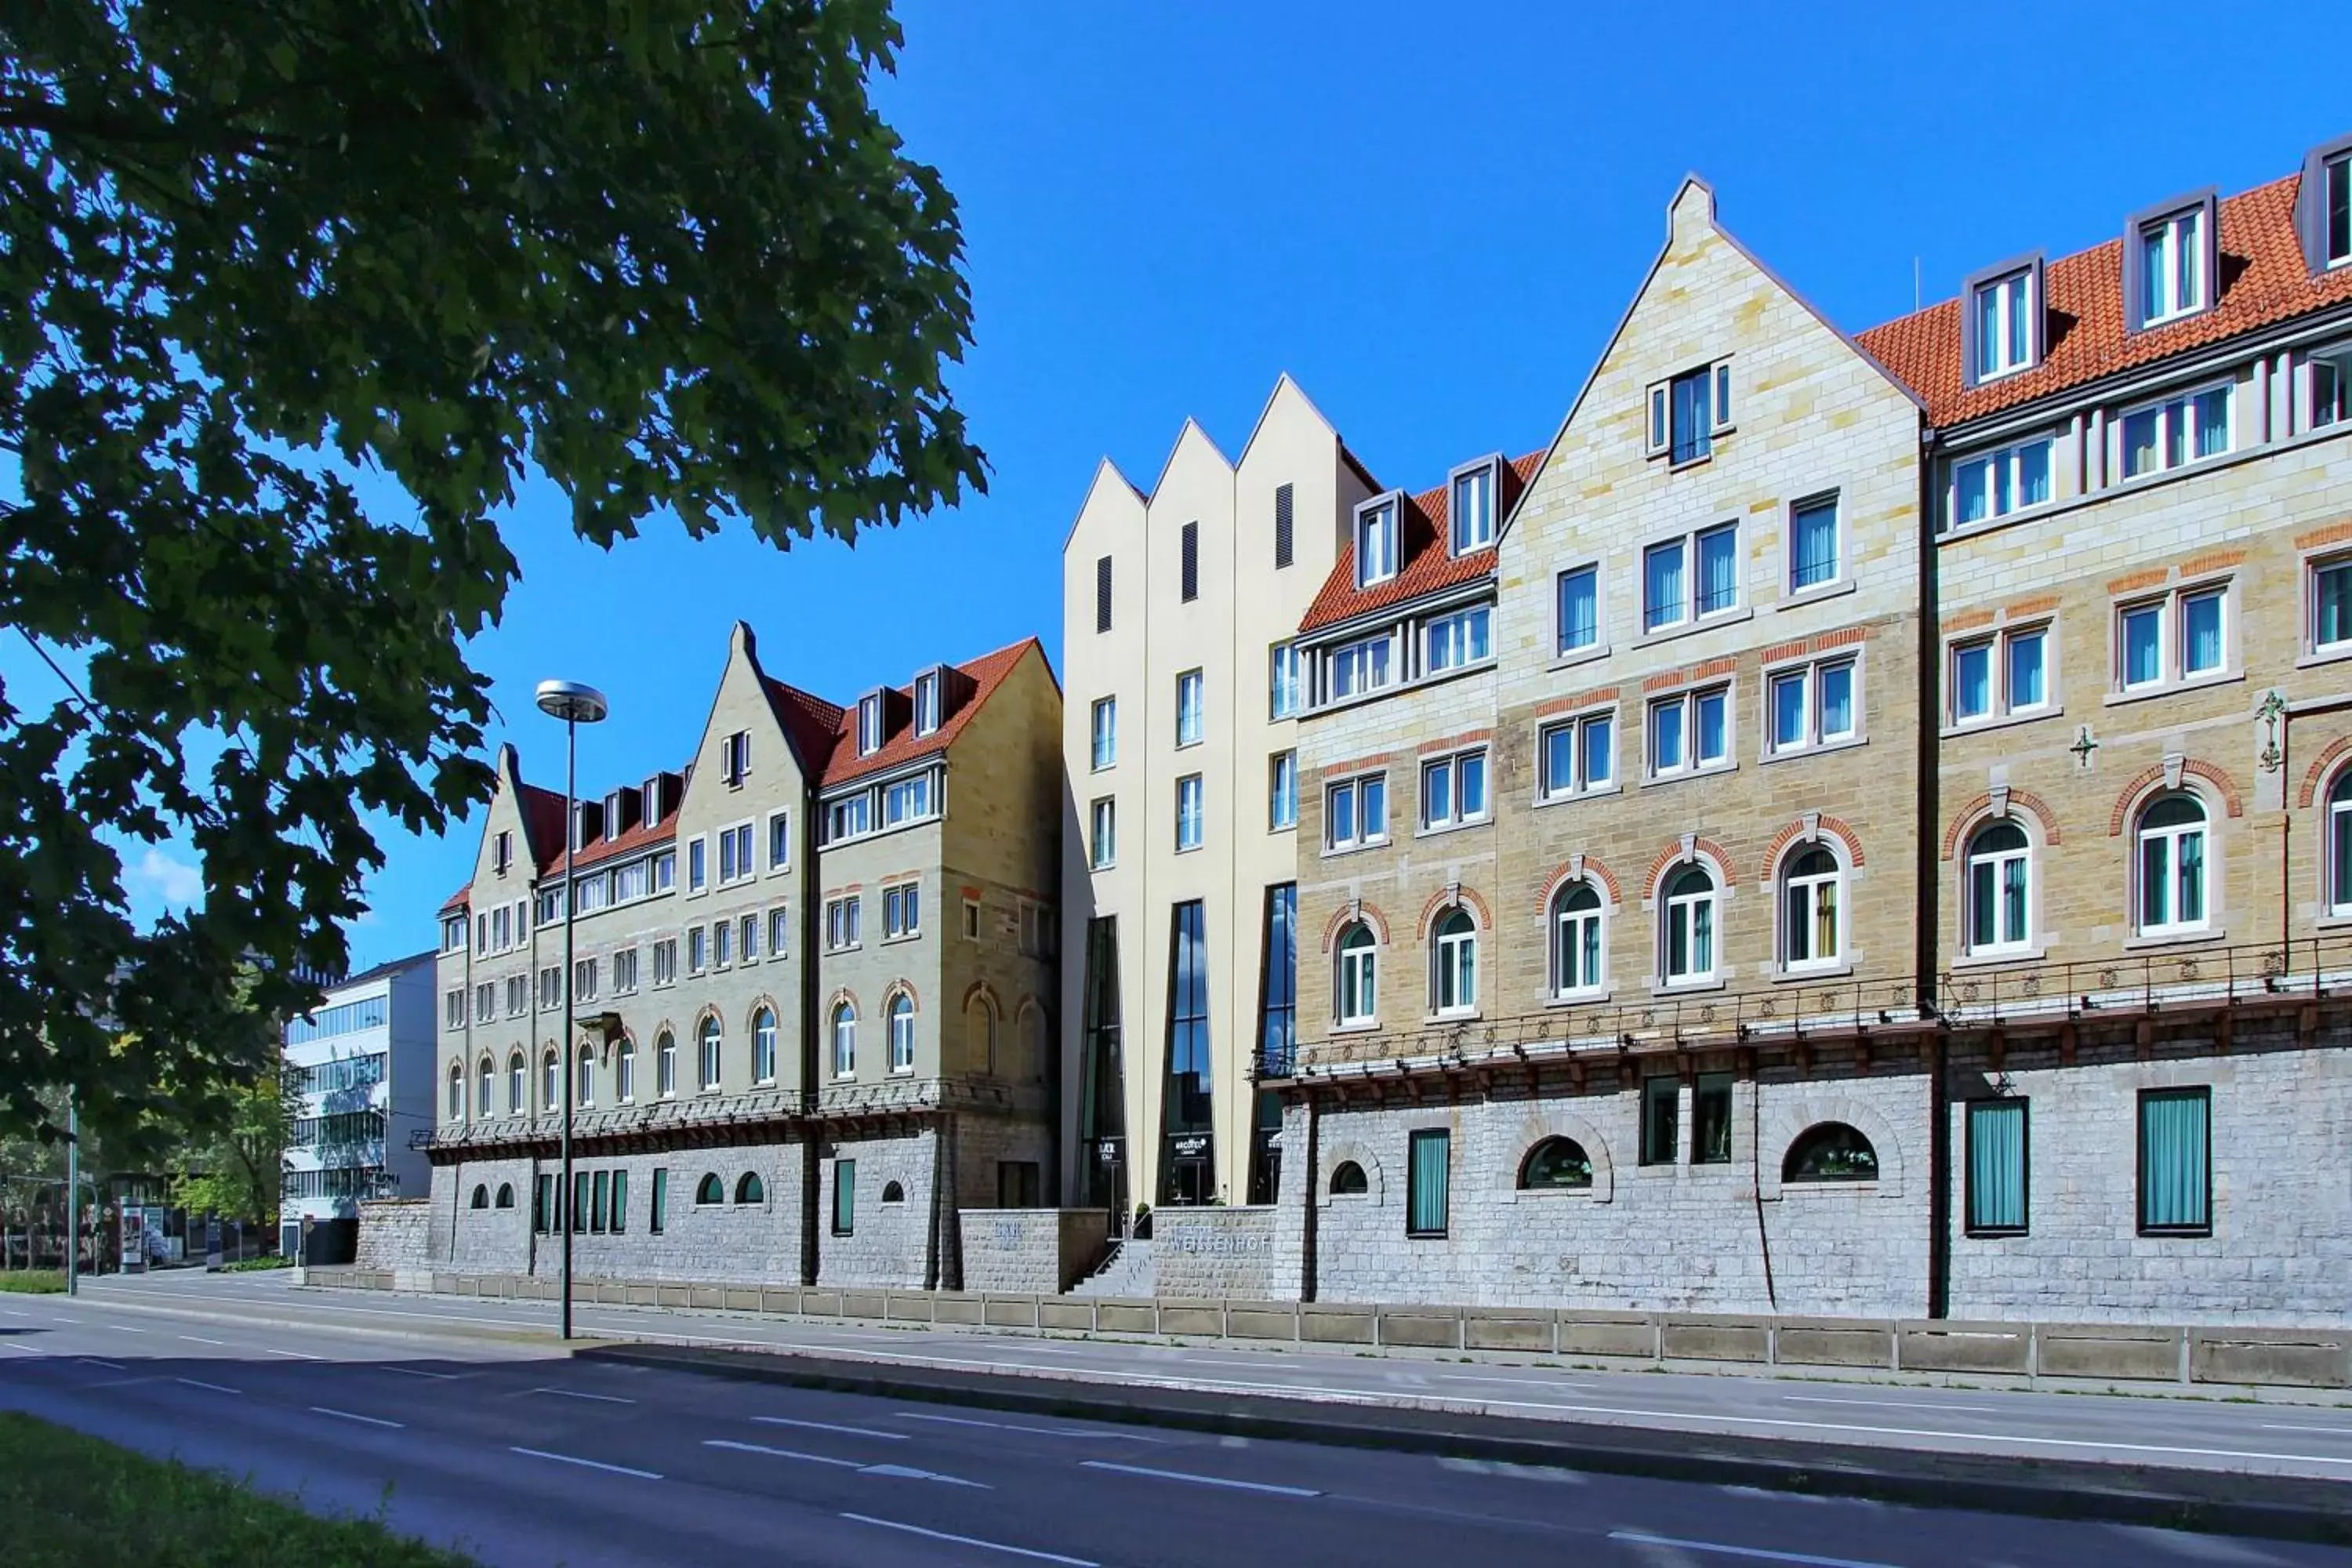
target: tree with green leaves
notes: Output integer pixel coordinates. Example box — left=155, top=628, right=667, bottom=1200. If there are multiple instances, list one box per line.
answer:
left=169, top=1067, right=299, bottom=1229
left=0, top=2, right=985, bottom=1153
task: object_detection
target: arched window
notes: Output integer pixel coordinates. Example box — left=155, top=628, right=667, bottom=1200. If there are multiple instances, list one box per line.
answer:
left=2136, top=793, right=2209, bottom=936
left=1329, top=1160, right=1369, bottom=1196
left=880, top=1181, right=906, bottom=1204
left=495, top=1183, right=515, bottom=1209
left=966, top=995, right=998, bottom=1076
left=469, top=1184, right=488, bottom=1210
left=655, top=1029, right=677, bottom=1099
left=508, top=1050, right=526, bottom=1114
left=2332, top=771, right=2352, bottom=916
left=1783, top=1123, right=1880, bottom=1184
left=735, top=1172, right=764, bottom=1205
left=888, top=994, right=916, bottom=1073
left=751, top=1006, right=778, bottom=1085
left=616, top=1036, right=636, bottom=1104
left=698, top=1016, right=723, bottom=1091
left=576, top=1046, right=595, bottom=1109
left=1552, top=881, right=1605, bottom=997
left=1662, top=865, right=1717, bottom=984
left=1780, top=847, right=1842, bottom=971
left=831, top=1002, right=858, bottom=1078
left=1337, top=924, right=1377, bottom=1025
left=477, top=1057, right=495, bottom=1116
left=1965, top=821, right=2032, bottom=954
left=1432, top=909, right=1477, bottom=1016
left=541, top=1048, right=560, bottom=1109
left=447, top=1062, right=464, bottom=1119
left=695, top=1173, right=723, bottom=1205
left=1518, top=1136, right=1594, bottom=1190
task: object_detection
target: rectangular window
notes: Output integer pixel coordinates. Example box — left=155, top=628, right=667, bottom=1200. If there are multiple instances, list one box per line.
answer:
left=2314, top=346, right=2352, bottom=431
left=590, top=1171, right=608, bottom=1234
left=1356, top=499, right=1397, bottom=586
left=2313, top=554, right=2352, bottom=654
left=1966, top=1099, right=2028, bottom=1236
left=652, top=851, right=674, bottom=891
left=474, top=984, right=494, bottom=1024
left=1668, top=365, right=1713, bottom=463
left=688, top=837, right=707, bottom=893
left=1269, top=642, right=1301, bottom=720
left=1540, top=712, right=1614, bottom=799
left=720, top=729, right=751, bottom=786
left=1555, top=564, right=1599, bottom=655
left=1091, top=697, right=1117, bottom=771
left=913, top=671, right=940, bottom=736
left=1649, top=684, right=1730, bottom=777
left=1095, top=554, right=1112, bottom=633
left=1175, top=670, right=1203, bottom=747
left=826, top=793, right=872, bottom=843
left=1420, top=749, right=1489, bottom=831
left=833, top=1160, right=856, bottom=1236
left=443, top=989, right=463, bottom=1029
left=442, top=914, right=466, bottom=953
left=738, top=913, right=757, bottom=963
left=1450, top=465, right=1494, bottom=554
left=1692, top=1073, right=1733, bottom=1165
left=883, top=772, right=935, bottom=826
left=767, top=908, right=789, bottom=958
left=826, top=896, right=861, bottom=951
left=1174, top=774, right=1203, bottom=852
left=2139, top=207, right=2206, bottom=325
left=884, top=882, right=921, bottom=939
left=2119, top=383, right=2231, bottom=479
left=1950, top=625, right=2049, bottom=725
left=1090, top=797, right=1116, bottom=869
left=767, top=811, right=791, bottom=871
left=1643, top=521, right=1738, bottom=631
left=1973, top=267, right=2034, bottom=379
left=2328, top=154, right=2351, bottom=268
left=1269, top=751, right=1298, bottom=832
left=1951, top=436, right=2053, bottom=528
left=649, top=1168, right=666, bottom=1234
left=1425, top=604, right=1493, bottom=673
left=1766, top=657, right=1857, bottom=755
left=1328, top=633, right=1393, bottom=700
left=534, top=1174, right=554, bottom=1234
left=574, top=1171, right=591, bottom=1235
left=717, top=822, right=753, bottom=883
left=1324, top=772, right=1387, bottom=851
left=1180, top=519, right=1200, bottom=602
left=712, top=920, right=731, bottom=968
left=611, top=949, right=638, bottom=993
left=2137, top=1087, right=2211, bottom=1236
left=688, top=925, right=708, bottom=973
left=2116, top=583, right=2230, bottom=691
left=1788, top=493, right=1840, bottom=591
left=1274, top=481, right=1294, bottom=569
left=609, top=1169, right=627, bottom=1233
left=1640, top=1076, right=1679, bottom=1166
left=856, top=693, right=884, bottom=756
left=996, top=1160, right=1043, bottom=1209
left=1406, top=1129, right=1450, bottom=1237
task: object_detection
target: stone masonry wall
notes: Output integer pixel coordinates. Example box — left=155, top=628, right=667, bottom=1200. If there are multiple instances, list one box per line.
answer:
left=1152, top=1206, right=1286, bottom=1300
left=959, top=1208, right=1110, bottom=1294
left=354, top=1198, right=431, bottom=1272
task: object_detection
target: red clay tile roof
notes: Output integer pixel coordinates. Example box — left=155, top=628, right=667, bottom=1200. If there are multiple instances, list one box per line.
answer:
left=1858, top=173, right=2352, bottom=427
left=1299, top=452, right=1541, bottom=635
left=820, top=637, right=1041, bottom=789
left=765, top=679, right=845, bottom=779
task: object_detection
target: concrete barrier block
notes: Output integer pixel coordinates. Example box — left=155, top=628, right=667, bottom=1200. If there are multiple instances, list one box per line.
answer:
left=838, top=1290, right=886, bottom=1321
left=1158, top=1301, right=1223, bottom=1338
left=1775, top=1322, right=1895, bottom=1370
left=1227, top=1305, right=1300, bottom=1341
left=1559, top=1312, right=1657, bottom=1360
left=623, top=1284, right=657, bottom=1307
left=1094, top=1301, right=1156, bottom=1334
left=760, top=1287, right=801, bottom=1316
left=723, top=1288, right=760, bottom=1312
left=1299, top=1306, right=1377, bottom=1345
left=985, top=1296, right=1040, bottom=1329
left=2037, top=1324, right=2182, bottom=1382
left=800, top=1291, right=842, bottom=1318
left=2190, top=1330, right=2352, bottom=1389
left=657, top=1284, right=692, bottom=1308
left=1378, top=1312, right=1464, bottom=1350
left=1896, top=1322, right=2031, bottom=1375
left=1465, top=1309, right=1555, bottom=1354
left=686, top=1286, right=720, bottom=1311
left=886, top=1293, right=935, bottom=1325
left=1661, top=1317, right=1771, bottom=1365
left=932, top=1293, right=985, bottom=1327
left=1038, top=1300, right=1093, bottom=1332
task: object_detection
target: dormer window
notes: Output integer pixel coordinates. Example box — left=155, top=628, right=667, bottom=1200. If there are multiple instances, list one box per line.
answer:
left=1355, top=498, right=1397, bottom=588
left=857, top=693, right=884, bottom=756
left=1450, top=463, right=1495, bottom=555
left=641, top=779, right=660, bottom=826
left=492, top=829, right=512, bottom=875
left=720, top=729, right=751, bottom=786
left=1971, top=267, right=2036, bottom=381
left=2124, top=191, right=2216, bottom=332
left=2327, top=151, right=2350, bottom=268
left=913, top=671, right=941, bottom=738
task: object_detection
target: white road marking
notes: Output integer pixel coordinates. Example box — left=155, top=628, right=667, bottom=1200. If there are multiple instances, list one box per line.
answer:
left=840, top=1512, right=1098, bottom=1566
left=1438, top=1374, right=1598, bottom=1390
left=704, top=1440, right=985, bottom=1487
left=0, top=1308, right=28, bottom=1317
left=1609, top=1531, right=1896, bottom=1567
left=109, top=1325, right=147, bottom=1334
left=892, top=1411, right=1165, bottom=1442
left=379, top=1367, right=463, bottom=1381
left=1080, top=1460, right=1320, bottom=1498
left=857, top=1462, right=987, bottom=1488
left=264, top=1348, right=324, bottom=1360
left=175, top=1377, right=241, bottom=1396
left=49, top=1316, right=80, bottom=1324
left=510, top=1446, right=662, bottom=1481
left=2262, top=1423, right=2352, bottom=1436
left=751, top=1414, right=908, bottom=1440
left=177, top=1335, right=227, bottom=1346
left=528, top=1386, right=635, bottom=1404
left=77, top=1357, right=125, bottom=1370
left=1782, top=1396, right=2000, bottom=1415
left=0, top=1341, right=44, bottom=1356
left=309, top=1406, right=404, bottom=1429
left=1184, top=1356, right=1295, bottom=1370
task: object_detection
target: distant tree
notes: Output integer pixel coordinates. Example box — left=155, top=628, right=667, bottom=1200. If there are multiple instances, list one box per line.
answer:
left=169, top=1068, right=299, bottom=1229
left=0, top=2, right=985, bottom=1148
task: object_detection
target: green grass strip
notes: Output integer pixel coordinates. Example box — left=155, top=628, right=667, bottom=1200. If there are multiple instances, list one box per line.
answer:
left=0, top=1270, right=65, bottom=1294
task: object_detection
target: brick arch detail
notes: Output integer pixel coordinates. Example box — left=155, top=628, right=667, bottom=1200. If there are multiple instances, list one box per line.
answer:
left=880, top=978, right=921, bottom=1013
left=822, top=986, right=860, bottom=1019
left=2299, top=732, right=2352, bottom=808
left=1415, top=883, right=1495, bottom=940
left=1940, top=789, right=2064, bottom=859
left=1320, top=899, right=1393, bottom=953
left=959, top=978, right=1002, bottom=1017
left=691, top=1004, right=725, bottom=1036
left=2107, top=758, right=2244, bottom=836
left=1535, top=857, right=1624, bottom=915
left=1642, top=835, right=1737, bottom=900
left=742, top=993, right=782, bottom=1033
left=1758, top=815, right=1867, bottom=884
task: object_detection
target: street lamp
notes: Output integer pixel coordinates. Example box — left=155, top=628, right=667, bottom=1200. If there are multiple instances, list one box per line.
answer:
left=535, top=678, right=609, bottom=1341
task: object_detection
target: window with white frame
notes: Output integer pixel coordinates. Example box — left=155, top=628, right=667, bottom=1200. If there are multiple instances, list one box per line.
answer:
left=913, top=671, right=940, bottom=736
left=688, top=836, right=707, bottom=892
left=1973, top=267, right=2035, bottom=379
left=1642, top=521, right=1739, bottom=632
left=2116, top=582, right=2227, bottom=691
left=1965, top=820, right=2034, bottom=955
left=1780, top=847, right=1843, bottom=971
left=688, top=924, right=708, bottom=972
left=752, top=1006, right=778, bottom=1084
left=1555, top=564, right=1599, bottom=656
left=1950, top=624, right=2050, bottom=725
left=1356, top=498, right=1398, bottom=586
left=712, top=918, right=731, bottom=967
left=1450, top=464, right=1494, bottom=554
left=2138, top=206, right=2207, bottom=325
left=1269, top=751, right=1298, bottom=831
left=888, top=993, right=916, bottom=1073
left=504, top=975, right=526, bottom=1016
left=2136, top=793, right=2209, bottom=937
left=612, top=859, right=649, bottom=902
left=474, top=983, right=495, bottom=1023
left=1646, top=361, right=1731, bottom=463
left=652, top=938, right=677, bottom=987
left=826, top=895, right=861, bottom=951
left=2326, top=152, right=2351, bottom=269
left=655, top=1031, right=675, bottom=1098
left=1090, top=696, right=1117, bottom=770
left=1336, top=923, right=1377, bottom=1025
left=883, top=771, right=935, bottom=826
left=2120, top=383, right=2231, bottom=479
left=1425, top=604, right=1492, bottom=673
left=572, top=874, right=609, bottom=916
left=767, top=811, right=790, bottom=871
left=537, top=965, right=561, bottom=1010
left=1661, top=865, right=1719, bottom=985
left=1325, top=772, right=1387, bottom=851
left=652, top=849, right=675, bottom=891
left=1328, top=633, right=1393, bottom=700
left=884, top=881, right=921, bottom=939
left=738, top=913, right=757, bottom=962
left=720, top=729, right=752, bottom=786
left=2310, top=344, right=2351, bottom=430
left=1174, top=773, right=1203, bottom=852
left=1788, top=493, right=1841, bottom=592
left=575, top=1047, right=595, bottom=1109
left=717, top=822, right=754, bottom=884
left=767, top=907, right=789, bottom=958
left=856, top=694, right=884, bottom=756
left=1648, top=684, right=1730, bottom=778
left=1420, top=748, right=1488, bottom=831
left=443, top=989, right=463, bottom=1029
left=611, top=948, right=639, bottom=993
left=1174, top=670, right=1203, bottom=747
left=831, top=1003, right=857, bottom=1077
left=2328, top=771, right=2352, bottom=916
left=825, top=793, right=872, bottom=843
left=1766, top=656, right=1857, bottom=756
left=442, top=914, right=466, bottom=953
left=1551, top=880, right=1606, bottom=997
left=542, top=1049, right=559, bottom=1108
left=1431, top=907, right=1478, bottom=1015
left=698, top=1017, right=722, bottom=1090
left=1269, top=642, right=1302, bottom=720
left=1951, top=436, right=2053, bottom=528
left=2314, top=552, right=2352, bottom=655
left=1540, top=711, right=1614, bottom=799
left=1090, top=797, right=1116, bottom=869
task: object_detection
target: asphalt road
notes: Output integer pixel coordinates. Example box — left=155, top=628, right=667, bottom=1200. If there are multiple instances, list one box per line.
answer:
left=1, top=1279, right=2348, bottom=1566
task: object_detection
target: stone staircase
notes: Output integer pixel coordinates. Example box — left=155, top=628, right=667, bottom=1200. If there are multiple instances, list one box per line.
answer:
left=1069, top=1237, right=1155, bottom=1298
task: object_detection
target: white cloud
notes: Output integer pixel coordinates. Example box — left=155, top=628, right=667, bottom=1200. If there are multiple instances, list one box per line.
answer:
left=131, top=847, right=204, bottom=909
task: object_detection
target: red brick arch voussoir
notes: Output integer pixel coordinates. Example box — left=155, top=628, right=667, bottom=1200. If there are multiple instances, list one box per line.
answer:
left=1319, top=899, right=1393, bottom=954
left=2106, top=759, right=2242, bottom=836
left=1940, top=789, right=2064, bottom=860
left=1415, top=884, right=1495, bottom=940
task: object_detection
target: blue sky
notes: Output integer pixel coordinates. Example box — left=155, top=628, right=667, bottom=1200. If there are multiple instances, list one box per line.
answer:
left=13, top=1, right=2348, bottom=971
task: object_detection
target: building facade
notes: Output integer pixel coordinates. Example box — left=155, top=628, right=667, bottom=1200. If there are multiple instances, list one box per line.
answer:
left=280, top=951, right=436, bottom=1258
left=425, top=625, right=1062, bottom=1288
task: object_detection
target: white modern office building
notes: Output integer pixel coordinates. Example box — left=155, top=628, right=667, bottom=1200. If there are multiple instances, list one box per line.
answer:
left=279, top=950, right=437, bottom=1258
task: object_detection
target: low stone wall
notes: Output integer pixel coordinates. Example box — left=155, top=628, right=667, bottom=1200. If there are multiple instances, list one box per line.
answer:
left=959, top=1208, right=1109, bottom=1294
left=354, top=1198, right=430, bottom=1278
left=1152, top=1206, right=1285, bottom=1300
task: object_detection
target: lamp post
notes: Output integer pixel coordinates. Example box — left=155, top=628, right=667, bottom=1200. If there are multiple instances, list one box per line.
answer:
left=535, top=678, right=609, bottom=1341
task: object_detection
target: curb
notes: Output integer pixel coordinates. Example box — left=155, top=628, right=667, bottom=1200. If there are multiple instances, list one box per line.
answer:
left=580, top=1341, right=2352, bottom=1546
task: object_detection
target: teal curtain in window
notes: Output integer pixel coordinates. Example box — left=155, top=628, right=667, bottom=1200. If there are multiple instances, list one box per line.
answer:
left=834, top=1160, right=856, bottom=1236
left=611, top=1169, right=628, bottom=1235
left=2140, top=1091, right=2209, bottom=1232
left=1406, top=1131, right=1450, bottom=1236
left=1967, top=1101, right=2027, bottom=1232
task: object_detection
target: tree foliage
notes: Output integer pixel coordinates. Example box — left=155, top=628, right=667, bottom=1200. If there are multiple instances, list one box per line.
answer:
left=0, top=1, right=985, bottom=1149
left=169, top=1065, right=298, bottom=1226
